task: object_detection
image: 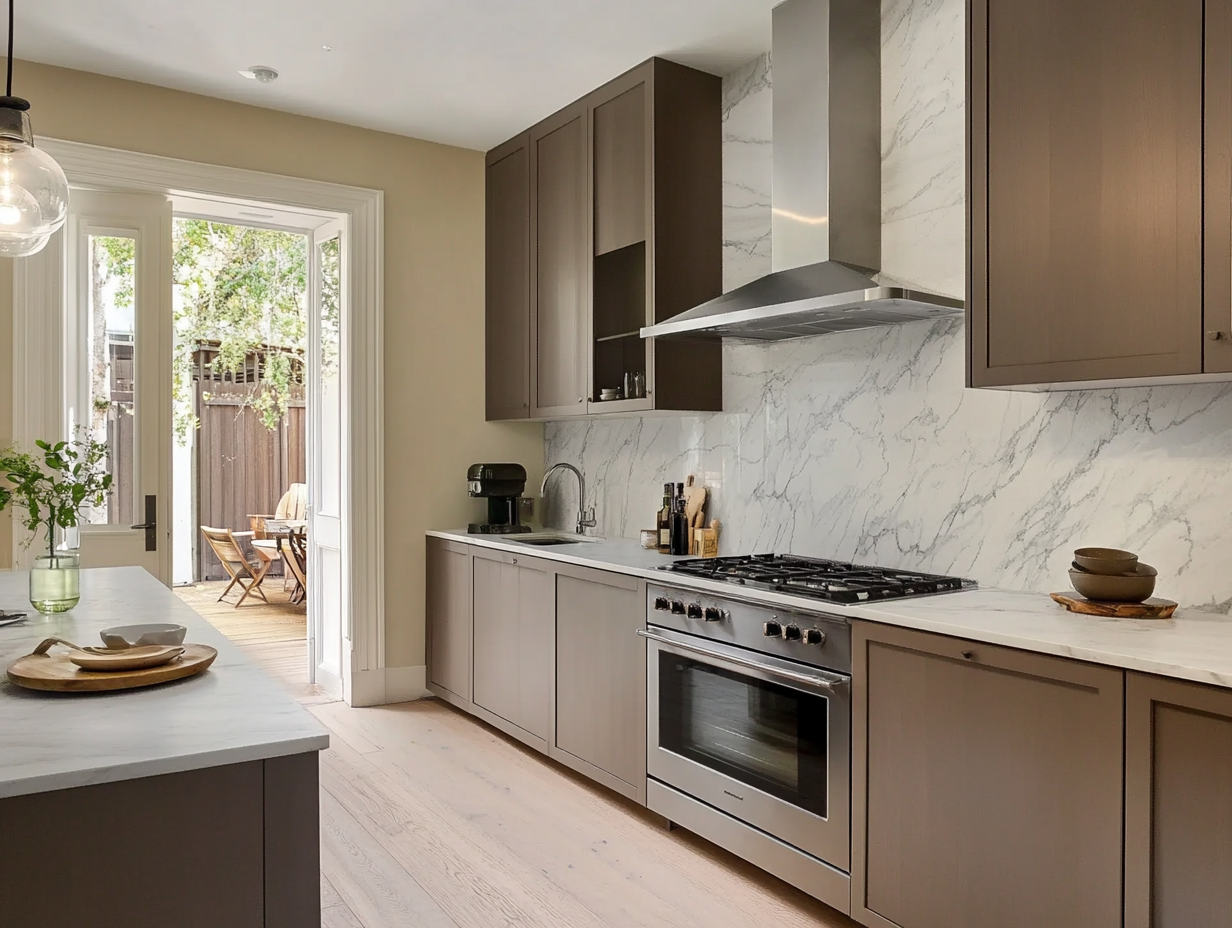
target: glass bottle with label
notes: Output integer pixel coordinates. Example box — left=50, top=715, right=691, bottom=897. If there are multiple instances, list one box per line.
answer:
left=657, top=483, right=673, bottom=553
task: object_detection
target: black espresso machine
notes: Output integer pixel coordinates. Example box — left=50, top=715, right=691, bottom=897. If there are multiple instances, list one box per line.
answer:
left=467, top=463, right=531, bottom=534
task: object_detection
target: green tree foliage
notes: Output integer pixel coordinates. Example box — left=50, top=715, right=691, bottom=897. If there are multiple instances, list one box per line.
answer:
left=172, top=220, right=307, bottom=442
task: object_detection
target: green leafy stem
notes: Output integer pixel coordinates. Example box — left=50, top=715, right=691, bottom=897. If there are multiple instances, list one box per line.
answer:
left=0, top=437, right=113, bottom=562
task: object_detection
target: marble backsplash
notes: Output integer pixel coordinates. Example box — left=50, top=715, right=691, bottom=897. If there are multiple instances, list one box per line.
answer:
left=544, top=0, right=1232, bottom=609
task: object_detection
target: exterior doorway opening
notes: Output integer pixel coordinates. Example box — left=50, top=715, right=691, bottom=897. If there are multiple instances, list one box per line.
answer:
left=13, top=139, right=384, bottom=706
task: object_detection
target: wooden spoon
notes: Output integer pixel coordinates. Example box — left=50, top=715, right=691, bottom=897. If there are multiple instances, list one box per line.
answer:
left=30, top=637, right=184, bottom=672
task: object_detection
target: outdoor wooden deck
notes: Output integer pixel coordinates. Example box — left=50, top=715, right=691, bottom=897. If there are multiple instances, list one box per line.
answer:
left=173, top=579, right=330, bottom=704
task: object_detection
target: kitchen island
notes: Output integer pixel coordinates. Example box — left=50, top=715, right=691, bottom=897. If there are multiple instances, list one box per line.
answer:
left=0, top=567, right=328, bottom=928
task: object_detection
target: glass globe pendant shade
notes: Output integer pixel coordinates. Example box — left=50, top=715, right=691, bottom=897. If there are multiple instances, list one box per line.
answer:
left=0, top=100, right=67, bottom=258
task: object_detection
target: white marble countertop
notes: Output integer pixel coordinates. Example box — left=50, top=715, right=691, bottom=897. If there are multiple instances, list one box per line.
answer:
left=429, top=529, right=1232, bottom=689
left=0, top=567, right=329, bottom=800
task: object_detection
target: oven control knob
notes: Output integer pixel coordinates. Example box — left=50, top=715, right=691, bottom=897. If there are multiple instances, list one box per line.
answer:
left=805, top=628, right=826, bottom=646
left=654, top=597, right=670, bottom=611
left=783, top=624, right=802, bottom=641
left=763, top=620, right=782, bottom=638
left=686, top=603, right=703, bottom=619
left=704, top=607, right=724, bottom=622
left=670, top=601, right=686, bottom=615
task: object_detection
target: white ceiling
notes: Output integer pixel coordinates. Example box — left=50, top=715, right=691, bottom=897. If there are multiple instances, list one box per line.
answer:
left=14, top=0, right=777, bottom=151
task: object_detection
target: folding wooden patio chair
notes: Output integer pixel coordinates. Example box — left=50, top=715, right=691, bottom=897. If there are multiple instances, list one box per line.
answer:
left=200, top=525, right=273, bottom=607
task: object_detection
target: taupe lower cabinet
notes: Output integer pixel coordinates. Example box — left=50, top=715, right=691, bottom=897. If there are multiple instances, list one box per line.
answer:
left=426, top=538, right=473, bottom=702
left=425, top=538, right=648, bottom=803
left=1125, top=673, right=1232, bottom=928
left=968, top=0, right=1232, bottom=388
left=553, top=565, right=646, bottom=799
left=472, top=547, right=554, bottom=745
left=485, top=57, right=722, bottom=420
left=851, top=622, right=1123, bottom=928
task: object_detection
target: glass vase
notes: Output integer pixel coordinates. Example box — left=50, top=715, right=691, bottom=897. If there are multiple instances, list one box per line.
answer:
left=30, top=552, right=81, bottom=614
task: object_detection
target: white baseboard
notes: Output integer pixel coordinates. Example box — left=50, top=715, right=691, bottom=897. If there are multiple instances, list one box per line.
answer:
left=347, top=664, right=429, bottom=707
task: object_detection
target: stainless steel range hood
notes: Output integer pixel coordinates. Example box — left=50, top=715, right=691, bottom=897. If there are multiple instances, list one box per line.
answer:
left=641, top=0, right=963, bottom=342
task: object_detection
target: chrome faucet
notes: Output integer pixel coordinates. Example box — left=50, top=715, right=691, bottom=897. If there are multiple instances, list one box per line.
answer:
left=541, top=462, right=597, bottom=535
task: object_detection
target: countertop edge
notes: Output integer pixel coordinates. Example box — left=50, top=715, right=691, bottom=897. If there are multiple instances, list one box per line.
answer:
left=0, top=732, right=331, bottom=800
left=427, top=529, right=1232, bottom=691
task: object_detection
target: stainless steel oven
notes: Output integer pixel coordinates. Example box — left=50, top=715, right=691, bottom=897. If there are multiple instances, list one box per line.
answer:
left=640, top=584, right=852, bottom=882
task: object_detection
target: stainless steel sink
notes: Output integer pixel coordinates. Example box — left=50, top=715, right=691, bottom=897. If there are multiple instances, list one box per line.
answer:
left=509, top=532, right=599, bottom=547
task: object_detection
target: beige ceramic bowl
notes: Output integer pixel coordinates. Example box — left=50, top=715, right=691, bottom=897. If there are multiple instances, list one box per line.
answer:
left=100, top=623, right=187, bottom=649
left=1073, top=547, right=1139, bottom=575
left=1069, top=563, right=1157, bottom=603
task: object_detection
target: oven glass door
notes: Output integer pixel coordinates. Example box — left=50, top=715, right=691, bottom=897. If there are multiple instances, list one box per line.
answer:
left=657, top=651, right=830, bottom=817
left=645, top=627, right=851, bottom=869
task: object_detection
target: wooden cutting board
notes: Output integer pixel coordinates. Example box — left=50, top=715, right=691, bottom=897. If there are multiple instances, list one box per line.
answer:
left=1050, top=591, right=1178, bottom=619
left=7, top=644, right=218, bottom=693
left=684, top=476, right=707, bottom=553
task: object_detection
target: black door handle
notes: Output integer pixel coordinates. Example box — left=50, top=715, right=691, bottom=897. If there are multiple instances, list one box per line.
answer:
left=131, top=495, right=157, bottom=552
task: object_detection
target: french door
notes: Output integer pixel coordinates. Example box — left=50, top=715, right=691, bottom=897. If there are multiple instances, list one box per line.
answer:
left=63, top=190, right=173, bottom=582
left=308, top=217, right=347, bottom=693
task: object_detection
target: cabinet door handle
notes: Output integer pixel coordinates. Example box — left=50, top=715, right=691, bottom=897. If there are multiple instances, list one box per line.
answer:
left=1207, top=330, right=1230, bottom=341
left=961, top=649, right=974, bottom=660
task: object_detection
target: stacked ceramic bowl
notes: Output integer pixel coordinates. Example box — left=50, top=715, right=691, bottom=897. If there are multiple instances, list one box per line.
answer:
left=1068, top=547, right=1157, bottom=603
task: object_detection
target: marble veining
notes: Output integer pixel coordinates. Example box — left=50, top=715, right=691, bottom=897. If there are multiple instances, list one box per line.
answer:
left=545, top=0, right=1232, bottom=613
left=0, top=567, right=328, bottom=799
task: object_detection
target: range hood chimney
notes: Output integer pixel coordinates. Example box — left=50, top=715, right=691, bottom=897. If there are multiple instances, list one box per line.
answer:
left=641, top=0, right=962, bottom=341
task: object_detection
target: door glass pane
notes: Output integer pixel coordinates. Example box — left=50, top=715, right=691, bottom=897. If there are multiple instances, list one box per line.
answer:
left=318, top=233, right=342, bottom=518
left=658, top=654, right=830, bottom=816
left=86, top=234, right=136, bottom=524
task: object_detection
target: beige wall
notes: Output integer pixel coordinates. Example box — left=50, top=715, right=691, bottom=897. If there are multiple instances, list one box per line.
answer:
left=0, top=59, right=544, bottom=670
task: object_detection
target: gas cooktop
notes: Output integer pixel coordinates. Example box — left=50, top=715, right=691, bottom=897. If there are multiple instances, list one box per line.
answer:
left=660, top=553, right=972, bottom=604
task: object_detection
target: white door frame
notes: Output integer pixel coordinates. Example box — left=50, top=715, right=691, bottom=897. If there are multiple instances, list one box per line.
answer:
left=10, top=138, right=386, bottom=707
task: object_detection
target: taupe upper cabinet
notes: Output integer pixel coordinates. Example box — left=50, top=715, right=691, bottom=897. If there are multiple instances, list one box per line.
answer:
left=968, top=0, right=1232, bottom=389
left=530, top=103, right=590, bottom=418
left=485, top=136, right=531, bottom=420
left=485, top=58, right=722, bottom=421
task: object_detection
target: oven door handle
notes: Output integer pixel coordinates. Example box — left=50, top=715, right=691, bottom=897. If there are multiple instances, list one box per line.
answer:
left=636, top=629, right=849, bottom=694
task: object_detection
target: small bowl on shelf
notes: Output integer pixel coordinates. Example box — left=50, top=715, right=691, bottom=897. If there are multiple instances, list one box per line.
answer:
left=1068, top=563, right=1157, bottom=603
left=1073, top=547, right=1139, bottom=575
left=100, top=623, right=188, bottom=649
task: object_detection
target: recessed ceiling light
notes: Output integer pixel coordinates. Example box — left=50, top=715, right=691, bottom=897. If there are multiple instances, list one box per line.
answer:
left=322, top=45, right=333, bottom=52
left=238, top=65, right=279, bottom=83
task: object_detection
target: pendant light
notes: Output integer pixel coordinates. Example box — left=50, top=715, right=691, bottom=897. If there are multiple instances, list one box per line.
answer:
left=0, top=0, right=67, bottom=257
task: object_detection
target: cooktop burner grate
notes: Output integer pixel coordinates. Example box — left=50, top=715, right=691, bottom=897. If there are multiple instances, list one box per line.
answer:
left=661, top=553, right=971, bottom=604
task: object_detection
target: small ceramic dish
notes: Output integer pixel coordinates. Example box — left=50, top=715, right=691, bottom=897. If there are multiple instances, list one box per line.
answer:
left=100, top=623, right=188, bottom=649
left=1073, top=547, right=1139, bottom=575
left=1069, top=563, right=1157, bottom=603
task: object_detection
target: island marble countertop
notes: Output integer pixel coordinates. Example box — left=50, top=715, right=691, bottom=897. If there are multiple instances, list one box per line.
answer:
left=0, top=567, right=328, bottom=800
left=430, top=529, right=1232, bottom=690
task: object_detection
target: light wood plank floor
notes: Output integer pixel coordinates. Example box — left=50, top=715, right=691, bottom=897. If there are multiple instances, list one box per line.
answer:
left=179, top=583, right=856, bottom=928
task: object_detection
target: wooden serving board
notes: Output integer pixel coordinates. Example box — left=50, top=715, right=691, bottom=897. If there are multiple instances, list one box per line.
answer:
left=1050, top=592, right=1178, bottom=619
left=6, top=644, right=218, bottom=693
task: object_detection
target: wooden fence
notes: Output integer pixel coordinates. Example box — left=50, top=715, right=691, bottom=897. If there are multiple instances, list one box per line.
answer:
left=193, top=342, right=306, bottom=581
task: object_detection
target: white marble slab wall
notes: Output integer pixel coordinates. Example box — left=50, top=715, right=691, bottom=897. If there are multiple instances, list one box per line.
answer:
left=544, top=0, right=1232, bottom=609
